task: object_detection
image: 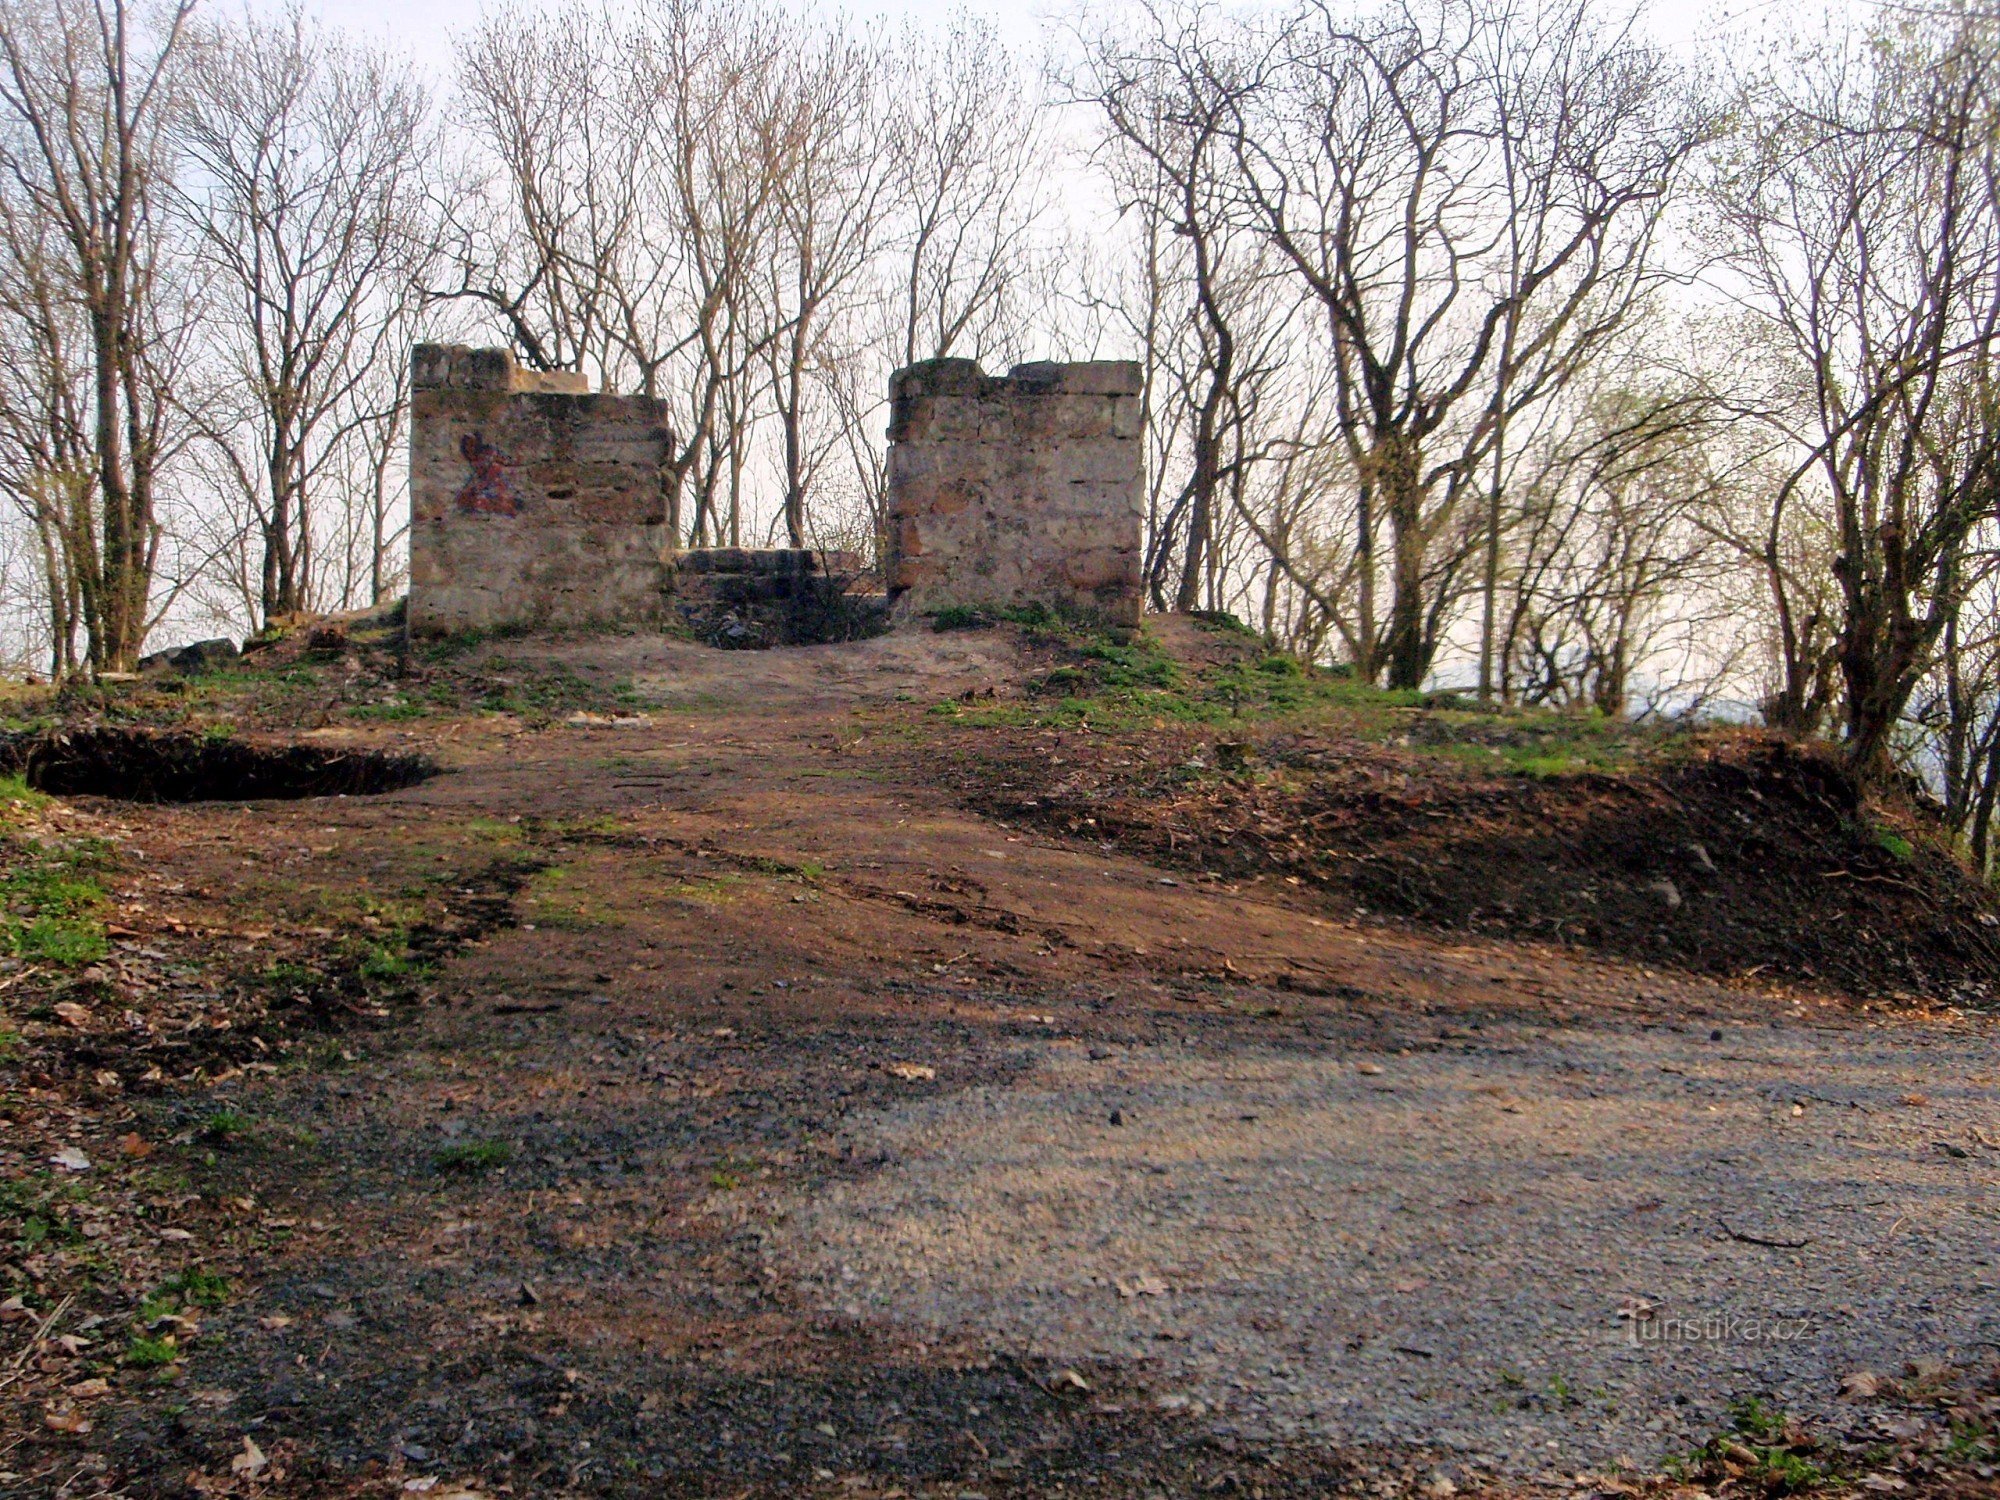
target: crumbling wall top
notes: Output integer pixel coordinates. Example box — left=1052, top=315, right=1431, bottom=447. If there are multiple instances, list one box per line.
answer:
left=889, top=357, right=1142, bottom=402
left=412, top=342, right=592, bottom=396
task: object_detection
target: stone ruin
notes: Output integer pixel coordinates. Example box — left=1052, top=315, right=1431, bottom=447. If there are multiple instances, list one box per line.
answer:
left=883, top=358, right=1145, bottom=628
left=407, top=345, right=1145, bottom=640
left=408, top=344, right=671, bottom=636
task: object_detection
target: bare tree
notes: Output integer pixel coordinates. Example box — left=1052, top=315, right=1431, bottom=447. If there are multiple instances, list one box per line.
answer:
left=176, top=8, right=434, bottom=625
left=1712, top=6, right=2000, bottom=777
left=763, top=24, right=891, bottom=546
left=0, top=0, right=196, bottom=672
left=889, top=15, right=1049, bottom=370
left=1231, top=0, right=1710, bottom=687
left=1076, top=3, right=1347, bottom=618
left=0, top=190, right=94, bottom=676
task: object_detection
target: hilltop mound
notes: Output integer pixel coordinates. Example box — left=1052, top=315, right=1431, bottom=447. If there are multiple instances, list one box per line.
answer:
left=920, top=613, right=2000, bottom=1005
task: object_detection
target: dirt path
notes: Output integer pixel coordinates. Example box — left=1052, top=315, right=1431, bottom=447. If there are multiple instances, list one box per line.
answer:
left=40, top=633, right=2000, bottom=1497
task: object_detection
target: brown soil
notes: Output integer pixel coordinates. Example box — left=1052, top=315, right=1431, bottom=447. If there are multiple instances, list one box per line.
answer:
left=929, top=620, right=1998, bottom=1006
left=0, top=620, right=1993, bottom=1500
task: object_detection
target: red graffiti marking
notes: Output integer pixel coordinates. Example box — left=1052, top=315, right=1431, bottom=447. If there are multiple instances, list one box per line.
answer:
left=454, top=431, right=520, bottom=516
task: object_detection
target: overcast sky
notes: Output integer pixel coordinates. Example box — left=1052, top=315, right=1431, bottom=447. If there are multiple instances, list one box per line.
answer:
left=246, top=0, right=1801, bottom=76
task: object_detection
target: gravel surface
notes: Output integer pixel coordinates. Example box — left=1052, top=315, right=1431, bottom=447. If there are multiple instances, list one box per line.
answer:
left=780, top=1014, right=2000, bottom=1480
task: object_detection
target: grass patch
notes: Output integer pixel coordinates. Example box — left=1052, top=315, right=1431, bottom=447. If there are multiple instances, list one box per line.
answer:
left=522, top=864, right=619, bottom=929
left=1665, top=1398, right=1832, bottom=1494
left=152, top=1268, right=229, bottom=1310
left=433, top=1139, right=512, bottom=1173
left=196, top=1108, right=252, bottom=1144
left=1190, top=609, right=1256, bottom=636
left=345, top=698, right=430, bottom=722
left=473, top=659, right=634, bottom=722
left=930, top=605, right=992, bottom=632
left=357, top=937, right=426, bottom=983
left=0, top=838, right=110, bottom=967
left=256, top=959, right=317, bottom=993
left=123, top=1333, right=179, bottom=1368
left=0, top=1172, right=88, bottom=1250
left=666, top=874, right=744, bottom=904
left=0, top=773, right=48, bottom=811
left=940, top=628, right=1387, bottom=733
left=928, top=618, right=1668, bottom=782
left=744, top=855, right=824, bottom=882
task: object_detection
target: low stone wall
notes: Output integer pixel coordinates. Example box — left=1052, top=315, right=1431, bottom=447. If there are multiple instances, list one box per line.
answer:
left=408, top=344, right=673, bottom=636
left=884, top=359, right=1145, bottom=628
left=666, top=548, right=885, bottom=649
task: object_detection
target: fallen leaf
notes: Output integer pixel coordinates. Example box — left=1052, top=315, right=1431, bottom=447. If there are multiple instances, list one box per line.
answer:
left=230, top=1435, right=268, bottom=1477
left=43, top=1405, right=92, bottom=1434
left=886, top=1062, right=936, bottom=1082
left=156, top=1227, right=195, bottom=1242
left=1115, top=1273, right=1168, bottom=1298
left=65, top=1378, right=110, bottom=1399
left=1840, top=1370, right=1883, bottom=1399
left=1356, top=1062, right=1384, bottom=1076
left=50, top=1146, right=91, bottom=1172
left=52, top=1000, right=90, bottom=1028
left=1054, top=1368, right=1090, bottom=1392
left=118, top=1132, right=155, bottom=1158
left=0, top=1294, right=28, bottom=1323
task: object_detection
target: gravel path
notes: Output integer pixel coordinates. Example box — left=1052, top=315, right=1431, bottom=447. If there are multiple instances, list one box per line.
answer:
left=780, top=1014, right=2000, bottom=1480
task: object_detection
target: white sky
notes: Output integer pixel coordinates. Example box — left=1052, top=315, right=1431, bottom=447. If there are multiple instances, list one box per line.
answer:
left=255, top=0, right=1802, bottom=75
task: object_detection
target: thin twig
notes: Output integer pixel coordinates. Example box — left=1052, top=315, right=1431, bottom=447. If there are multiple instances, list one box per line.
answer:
left=0, top=1291, right=75, bottom=1396
left=0, top=964, right=43, bottom=993
left=7, top=1292, right=72, bottom=1371
left=1719, top=1218, right=1809, bottom=1249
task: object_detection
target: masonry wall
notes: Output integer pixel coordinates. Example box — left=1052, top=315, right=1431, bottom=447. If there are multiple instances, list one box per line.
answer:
left=408, top=344, right=673, bottom=636
left=884, top=359, right=1145, bottom=628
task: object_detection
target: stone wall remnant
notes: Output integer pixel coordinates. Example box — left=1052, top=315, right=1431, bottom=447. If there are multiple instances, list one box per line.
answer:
left=883, top=359, right=1145, bottom=627
left=408, top=344, right=673, bottom=636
